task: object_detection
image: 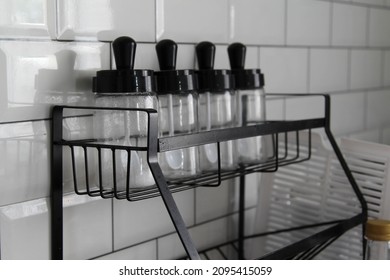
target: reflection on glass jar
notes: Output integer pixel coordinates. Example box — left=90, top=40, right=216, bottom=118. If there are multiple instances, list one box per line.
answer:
left=155, top=39, right=200, bottom=181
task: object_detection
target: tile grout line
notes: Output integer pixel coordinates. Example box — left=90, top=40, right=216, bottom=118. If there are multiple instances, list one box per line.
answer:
left=329, top=1, right=334, bottom=47
left=366, top=8, right=371, bottom=47
left=284, top=0, right=288, bottom=46
left=347, top=49, right=352, bottom=91
left=307, top=48, right=311, bottom=93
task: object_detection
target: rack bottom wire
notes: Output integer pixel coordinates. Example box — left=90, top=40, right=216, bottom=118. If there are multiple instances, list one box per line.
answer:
left=64, top=130, right=311, bottom=201
left=181, top=214, right=363, bottom=260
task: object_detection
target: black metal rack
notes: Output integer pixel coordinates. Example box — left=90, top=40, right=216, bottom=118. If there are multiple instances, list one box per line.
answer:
left=51, top=94, right=367, bottom=260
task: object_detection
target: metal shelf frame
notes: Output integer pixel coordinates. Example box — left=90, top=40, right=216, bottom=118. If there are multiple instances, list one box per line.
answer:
left=51, top=94, right=367, bottom=260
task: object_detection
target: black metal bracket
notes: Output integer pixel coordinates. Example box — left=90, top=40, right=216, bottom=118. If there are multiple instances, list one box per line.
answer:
left=50, top=94, right=367, bottom=260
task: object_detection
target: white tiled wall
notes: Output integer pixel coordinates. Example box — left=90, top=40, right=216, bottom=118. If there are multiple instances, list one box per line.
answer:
left=1, top=0, right=390, bottom=260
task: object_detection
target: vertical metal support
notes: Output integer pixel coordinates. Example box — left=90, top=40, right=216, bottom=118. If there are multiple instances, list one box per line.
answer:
left=237, top=94, right=248, bottom=260
left=147, top=111, right=200, bottom=260
left=51, top=106, right=64, bottom=259
left=322, top=94, right=368, bottom=259
left=238, top=173, right=246, bottom=260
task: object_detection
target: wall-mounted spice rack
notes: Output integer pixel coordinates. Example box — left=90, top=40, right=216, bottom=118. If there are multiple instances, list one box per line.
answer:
left=51, top=94, right=367, bottom=260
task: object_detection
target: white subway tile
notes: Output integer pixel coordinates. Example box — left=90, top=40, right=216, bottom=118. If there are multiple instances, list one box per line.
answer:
left=332, top=3, right=368, bottom=47
left=213, top=45, right=231, bottom=70
left=330, top=92, right=365, bottom=136
left=63, top=194, right=112, bottom=260
left=0, top=41, right=109, bottom=123
left=260, top=48, right=308, bottom=94
left=157, top=216, right=231, bottom=259
left=231, top=174, right=261, bottom=212
left=366, top=89, right=390, bottom=129
left=229, top=0, right=285, bottom=45
left=57, top=0, right=155, bottom=41
left=195, top=180, right=235, bottom=224
left=287, top=0, right=331, bottom=46
left=309, top=49, right=349, bottom=93
left=384, top=51, right=390, bottom=87
left=352, top=0, right=386, bottom=6
left=285, top=95, right=325, bottom=120
left=350, top=49, right=382, bottom=90
left=368, top=8, right=390, bottom=47
left=265, top=96, right=285, bottom=120
left=0, top=198, right=50, bottom=259
left=0, top=195, right=112, bottom=260
left=156, top=0, right=229, bottom=43
left=381, top=126, right=390, bottom=145
left=0, top=121, right=49, bottom=206
left=0, top=0, right=56, bottom=39
left=113, top=190, right=195, bottom=250
left=96, top=240, right=157, bottom=260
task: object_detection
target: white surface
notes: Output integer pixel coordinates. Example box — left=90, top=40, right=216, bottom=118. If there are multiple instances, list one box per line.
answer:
left=229, top=0, right=285, bottom=45
left=0, top=40, right=109, bottom=123
left=352, top=0, right=387, bottom=6
left=285, top=96, right=324, bottom=120
left=368, top=8, right=390, bottom=47
left=330, top=92, right=366, bottom=136
left=195, top=181, right=234, bottom=224
left=0, top=195, right=112, bottom=260
left=113, top=189, right=194, bottom=250
left=156, top=0, right=228, bottom=43
left=260, top=47, right=308, bottom=93
left=366, top=89, right=390, bottom=129
left=0, top=0, right=56, bottom=39
left=0, top=121, right=49, bottom=206
left=157, top=216, right=230, bottom=259
left=57, top=0, right=155, bottom=41
left=96, top=240, right=156, bottom=260
left=350, top=49, right=382, bottom=90
left=384, top=51, right=390, bottom=87
left=286, top=0, right=331, bottom=46
left=309, top=49, right=349, bottom=93
left=332, top=3, right=367, bottom=46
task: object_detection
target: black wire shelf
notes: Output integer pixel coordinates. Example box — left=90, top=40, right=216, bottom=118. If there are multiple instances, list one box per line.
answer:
left=51, top=94, right=368, bottom=260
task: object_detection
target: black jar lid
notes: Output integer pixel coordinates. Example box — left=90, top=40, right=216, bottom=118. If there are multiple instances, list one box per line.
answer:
left=227, top=42, right=265, bottom=90
left=155, top=39, right=198, bottom=94
left=92, top=36, right=156, bottom=93
left=195, top=41, right=234, bottom=92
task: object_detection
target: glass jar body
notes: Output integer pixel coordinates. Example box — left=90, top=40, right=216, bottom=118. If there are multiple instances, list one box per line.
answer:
left=365, top=239, right=390, bottom=260
left=94, top=92, right=158, bottom=190
left=158, top=91, right=200, bottom=180
left=236, top=88, right=272, bottom=164
left=198, top=90, right=237, bottom=171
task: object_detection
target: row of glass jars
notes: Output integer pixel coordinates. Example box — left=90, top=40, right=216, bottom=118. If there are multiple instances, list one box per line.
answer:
left=92, top=37, right=271, bottom=190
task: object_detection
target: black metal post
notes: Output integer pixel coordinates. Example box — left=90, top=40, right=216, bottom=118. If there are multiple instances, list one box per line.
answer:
left=322, top=94, right=368, bottom=259
left=51, top=106, right=64, bottom=259
left=147, top=111, right=200, bottom=260
left=238, top=173, right=246, bottom=260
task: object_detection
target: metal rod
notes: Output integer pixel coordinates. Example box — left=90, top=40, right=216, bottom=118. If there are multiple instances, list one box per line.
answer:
left=146, top=110, right=200, bottom=260
left=322, top=94, right=368, bottom=259
left=238, top=173, right=246, bottom=260
left=51, top=106, right=64, bottom=259
left=159, top=118, right=325, bottom=152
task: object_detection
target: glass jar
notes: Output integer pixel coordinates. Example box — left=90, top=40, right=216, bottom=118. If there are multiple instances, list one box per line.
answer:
left=196, top=41, right=237, bottom=171
left=155, top=40, right=200, bottom=180
left=93, top=37, right=158, bottom=191
left=94, top=90, right=158, bottom=190
left=365, top=219, right=390, bottom=260
left=228, top=43, right=272, bottom=165
left=235, top=85, right=269, bottom=163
